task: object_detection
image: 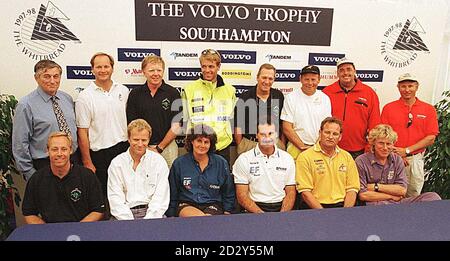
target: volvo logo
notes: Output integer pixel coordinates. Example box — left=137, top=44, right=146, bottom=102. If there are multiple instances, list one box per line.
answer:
left=66, top=66, right=94, bottom=80
left=168, top=68, right=202, bottom=80
left=309, top=53, right=345, bottom=66
left=118, top=48, right=160, bottom=62
left=219, top=50, right=256, bottom=64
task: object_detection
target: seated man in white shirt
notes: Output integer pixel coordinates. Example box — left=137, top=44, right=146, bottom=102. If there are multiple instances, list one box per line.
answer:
left=233, top=116, right=296, bottom=213
left=107, top=119, right=170, bottom=220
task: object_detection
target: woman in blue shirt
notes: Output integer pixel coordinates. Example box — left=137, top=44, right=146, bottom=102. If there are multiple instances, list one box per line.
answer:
left=166, top=124, right=235, bottom=217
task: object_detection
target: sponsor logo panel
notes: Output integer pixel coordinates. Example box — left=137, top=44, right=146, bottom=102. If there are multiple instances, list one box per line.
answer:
left=118, top=48, right=160, bottom=62
left=275, top=70, right=300, bottom=82
left=219, top=50, right=257, bottom=64
left=168, top=68, right=201, bottom=81
left=356, top=70, right=384, bottom=82
left=221, top=70, right=252, bottom=79
left=66, top=66, right=94, bottom=80
left=309, top=53, right=345, bottom=66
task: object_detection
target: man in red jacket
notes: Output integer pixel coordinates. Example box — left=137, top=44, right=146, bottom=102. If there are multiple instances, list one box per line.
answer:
left=323, top=57, right=381, bottom=159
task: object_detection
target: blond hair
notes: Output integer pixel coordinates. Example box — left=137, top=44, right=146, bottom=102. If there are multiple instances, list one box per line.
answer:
left=199, top=49, right=221, bottom=66
left=47, top=131, right=72, bottom=149
left=141, top=55, right=165, bottom=71
left=127, top=119, right=152, bottom=138
left=368, top=124, right=398, bottom=151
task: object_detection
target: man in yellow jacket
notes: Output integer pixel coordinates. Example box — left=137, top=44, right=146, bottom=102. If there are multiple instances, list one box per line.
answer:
left=182, top=49, right=236, bottom=164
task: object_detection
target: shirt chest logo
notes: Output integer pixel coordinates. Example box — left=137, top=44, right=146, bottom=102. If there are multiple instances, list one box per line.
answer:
left=70, top=188, right=82, bottom=202
left=276, top=166, right=287, bottom=171
left=193, top=105, right=204, bottom=113
left=183, top=177, right=192, bottom=190
left=314, top=159, right=326, bottom=175
left=338, top=164, right=347, bottom=173
left=387, top=170, right=395, bottom=180
left=272, top=105, right=280, bottom=116
left=161, top=98, right=171, bottom=110
left=417, top=114, right=427, bottom=119
left=209, top=184, right=220, bottom=190
left=249, top=165, right=260, bottom=176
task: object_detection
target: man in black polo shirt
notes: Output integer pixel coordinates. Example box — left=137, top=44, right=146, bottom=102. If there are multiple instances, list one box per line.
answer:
left=22, top=132, right=105, bottom=223
left=126, top=55, right=182, bottom=168
left=234, top=63, right=286, bottom=155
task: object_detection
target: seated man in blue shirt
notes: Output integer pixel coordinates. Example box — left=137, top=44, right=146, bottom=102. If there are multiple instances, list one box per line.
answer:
left=166, top=124, right=235, bottom=217
left=355, top=124, right=441, bottom=205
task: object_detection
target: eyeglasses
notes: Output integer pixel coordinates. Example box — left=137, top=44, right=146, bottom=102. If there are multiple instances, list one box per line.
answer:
left=201, top=49, right=219, bottom=56
left=407, top=112, right=413, bottom=128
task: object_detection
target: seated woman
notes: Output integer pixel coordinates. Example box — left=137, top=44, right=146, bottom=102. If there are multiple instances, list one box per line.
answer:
left=355, top=124, right=441, bottom=205
left=166, top=124, right=236, bottom=217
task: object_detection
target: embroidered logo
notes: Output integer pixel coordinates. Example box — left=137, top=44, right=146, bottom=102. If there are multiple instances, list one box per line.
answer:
left=338, top=164, right=347, bottom=173
left=183, top=177, right=192, bottom=190
left=70, top=188, right=82, bottom=202
left=161, top=98, right=170, bottom=110
left=387, top=170, right=395, bottom=180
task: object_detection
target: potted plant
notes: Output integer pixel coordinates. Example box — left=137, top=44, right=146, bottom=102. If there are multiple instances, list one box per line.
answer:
left=0, top=94, right=20, bottom=240
left=424, top=90, right=450, bottom=199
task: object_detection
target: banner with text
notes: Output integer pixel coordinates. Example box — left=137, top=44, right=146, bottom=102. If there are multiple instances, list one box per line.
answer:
left=135, top=0, right=334, bottom=45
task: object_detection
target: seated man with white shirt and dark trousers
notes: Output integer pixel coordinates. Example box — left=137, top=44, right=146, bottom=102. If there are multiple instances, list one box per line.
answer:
left=107, top=119, right=170, bottom=220
left=233, top=116, right=296, bottom=213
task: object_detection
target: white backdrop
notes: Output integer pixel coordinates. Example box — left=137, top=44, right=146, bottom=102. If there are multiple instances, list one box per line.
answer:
left=1, top=0, right=449, bottom=108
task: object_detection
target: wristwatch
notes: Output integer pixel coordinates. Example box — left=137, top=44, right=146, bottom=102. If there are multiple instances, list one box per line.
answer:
left=405, top=147, right=411, bottom=156
left=374, top=183, right=379, bottom=192
left=156, top=145, right=164, bottom=153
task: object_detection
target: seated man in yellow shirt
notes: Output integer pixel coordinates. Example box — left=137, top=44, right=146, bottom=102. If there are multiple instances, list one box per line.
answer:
left=296, top=117, right=360, bottom=209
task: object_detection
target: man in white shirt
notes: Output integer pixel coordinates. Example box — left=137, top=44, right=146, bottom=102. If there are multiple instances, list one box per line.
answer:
left=233, top=117, right=296, bottom=213
left=76, top=52, right=130, bottom=198
left=281, top=65, right=331, bottom=160
left=108, top=119, right=170, bottom=220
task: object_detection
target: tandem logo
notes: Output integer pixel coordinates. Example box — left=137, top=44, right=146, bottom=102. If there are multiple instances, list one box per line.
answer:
left=66, top=66, right=94, bottom=80
left=356, top=70, right=384, bottom=82
left=309, top=53, right=345, bottom=66
left=169, top=52, right=198, bottom=60
left=275, top=70, right=300, bottom=82
left=219, top=50, right=256, bottom=64
left=168, top=68, right=202, bottom=81
left=118, top=48, right=160, bottom=62
left=265, top=54, right=292, bottom=61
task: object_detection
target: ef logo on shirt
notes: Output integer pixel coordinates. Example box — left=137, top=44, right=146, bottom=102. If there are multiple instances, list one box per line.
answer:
left=249, top=166, right=260, bottom=176
left=183, top=177, right=192, bottom=190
